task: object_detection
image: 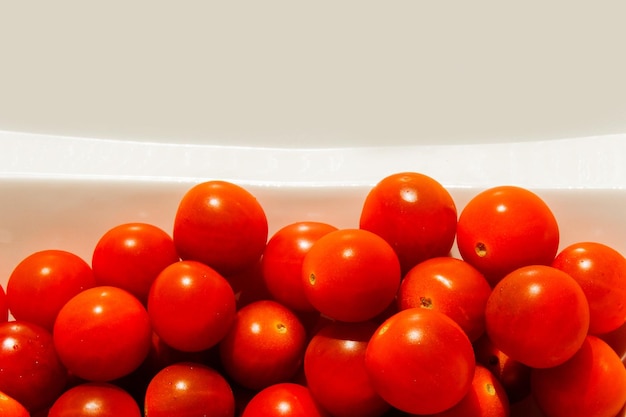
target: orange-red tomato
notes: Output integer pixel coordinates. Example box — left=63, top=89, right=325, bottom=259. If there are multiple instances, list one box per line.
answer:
left=48, top=383, right=141, bottom=417
left=0, top=391, right=29, bottom=417
left=241, top=383, right=330, bottom=417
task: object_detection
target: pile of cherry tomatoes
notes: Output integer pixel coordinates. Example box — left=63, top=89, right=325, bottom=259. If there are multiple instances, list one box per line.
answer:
left=0, top=172, right=625, bottom=417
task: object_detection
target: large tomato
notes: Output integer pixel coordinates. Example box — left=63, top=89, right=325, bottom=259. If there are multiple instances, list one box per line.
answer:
left=173, top=180, right=268, bottom=276
left=91, top=222, right=180, bottom=304
left=456, top=186, right=560, bottom=286
left=6, top=249, right=96, bottom=331
left=241, top=383, right=330, bottom=417
left=365, top=308, right=475, bottom=415
left=551, top=241, right=626, bottom=335
left=53, top=286, right=152, bottom=382
left=485, top=265, right=590, bottom=368
left=359, top=172, right=457, bottom=274
left=48, top=382, right=141, bottom=417
left=301, top=228, right=401, bottom=322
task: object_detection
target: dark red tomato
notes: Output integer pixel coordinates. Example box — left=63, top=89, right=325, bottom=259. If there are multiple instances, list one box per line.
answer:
left=0, top=321, right=67, bottom=413
left=262, top=221, right=338, bottom=312
left=551, top=241, right=626, bottom=335
left=301, top=228, right=401, bottom=322
left=48, top=382, right=141, bottom=417
left=485, top=265, right=589, bottom=369
left=173, top=180, right=268, bottom=276
left=365, top=308, right=475, bottom=415
left=304, top=321, right=390, bottom=417
left=53, top=286, right=152, bottom=382
left=456, top=186, right=560, bottom=286
left=531, top=335, right=626, bottom=417
left=473, top=333, right=532, bottom=403
left=598, top=320, right=626, bottom=365
left=0, top=390, right=29, bottom=417
left=397, top=256, right=492, bottom=342
left=147, top=260, right=236, bottom=352
left=6, top=249, right=96, bottom=331
left=241, top=383, right=330, bottom=417
left=359, top=172, right=457, bottom=275
left=0, top=285, right=7, bottom=323
left=227, top=259, right=273, bottom=309
left=430, top=365, right=510, bottom=417
left=91, top=222, right=180, bottom=304
left=219, top=300, right=307, bottom=390
left=144, top=362, right=235, bottom=417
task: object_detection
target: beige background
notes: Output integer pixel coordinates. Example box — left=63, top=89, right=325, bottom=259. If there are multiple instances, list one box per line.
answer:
left=1, top=2, right=625, bottom=147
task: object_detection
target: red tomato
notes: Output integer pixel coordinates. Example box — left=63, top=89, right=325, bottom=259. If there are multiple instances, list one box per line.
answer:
left=144, top=362, right=235, bottom=417
left=147, top=260, right=236, bottom=352
left=430, top=365, right=510, bottom=417
left=301, top=228, right=401, bottom=322
left=485, top=265, right=590, bottom=369
left=6, top=249, right=96, bottom=331
left=262, top=221, right=338, bottom=312
left=304, top=321, right=390, bottom=417
left=53, top=286, right=152, bottom=382
left=0, top=391, right=29, bottom=417
left=365, top=308, right=475, bottom=415
left=0, top=285, right=7, bottom=323
left=91, top=222, right=180, bottom=304
left=397, top=256, right=492, bottom=342
left=0, top=321, right=67, bottom=413
left=359, top=172, right=457, bottom=274
left=551, top=241, right=626, bottom=335
left=227, top=259, right=273, bottom=309
left=598, top=320, right=626, bottom=365
left=456, top=186, right=560, bottom=286
left=241, top=383, right=330, bottom=417
left=48, top=382, right=141, bottom=417
left=473, top=333, right=532, bottom=403
left=219, top=300, right=307, bottom=390
left=173, top=180, right=268, bottom=276
left=531, top=335, right=626, bottom=417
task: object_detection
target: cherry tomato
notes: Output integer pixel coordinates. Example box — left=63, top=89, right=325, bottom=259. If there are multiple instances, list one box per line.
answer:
left=241, top=383, right=330, bottom=417
left=148, top=260, right=236, bottom=352
left=397, top=256, right=492, bottom=342
left=0, top=390, right=29, bottom=417
left=227, top=259, right=273, bottom=309
left=531, top=335, right=626, bottom=417
left=456, top=186, right=560, bottom=286
left=219, top=300, right=307, bottom=390
left=551, top=241, right=626, bottom=335
left=262, top=221, right=338, bottom=312
left=144, top=362, right=235, bottom=417
left=0, top=285, right=7, bottom=323
left=304, top=321, right=390, bottom=417
left=0, top=321, right=67, bottom=413
left=91, top=222, right=180, bottom=304
left=359, top=172, right=457, bottom=274
left=53, top=286, right=152, bottom=382
left=173, top=180, right=268, bottom=276
left=430, top=365, right=510, bottom=417
left=48, top=382, right=141, bottom=417
left=301, top=228, right=401, bottom=322
left=598, top=320, right=626, bottom=364
left=6, top=249, right=96, bottom=331
left=485, top=265, right=590, bottom=369
left=365, top=308, right=475, bottom=415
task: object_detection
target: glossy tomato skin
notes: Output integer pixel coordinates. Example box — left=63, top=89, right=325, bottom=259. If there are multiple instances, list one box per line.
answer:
left=148, top=260, right=236, bottom=352
left=241, top=383, right=330, bottom=417
left=365, top=308, right=475, bottom=415
left=0, top=321, right=67, bottom=413
left=6, top=249, right=96, bottom=331
left=485, top=265, right=590, bottom=369
left=48, top=382, right=141, bottom=417
left=91, top=222, right=180, bottom=304
left=53, top=286, right=152, bottom=382
left=359, top=172, right=457, bottom=274
left=262, top=221, right=338, bottom=312
left=0, top=285, right=7, bottom=323
left=0, top=390, right=30, bottom=417
left=397, top=256, right=492, bottom=342
left=173, top=180, right=268, bottom=277
left=219, top=300, right=307, bottom=390
left=456, top=186, right=560, bottom=286
left=304, top=321, right=390, bottom=417
left=301, top=228, right=401, bottom=322
left=531, top=335, right=626, bottom=417
left=144, top=362, right=235, bottom=417
left=551, top=241, right=626, bottom=335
